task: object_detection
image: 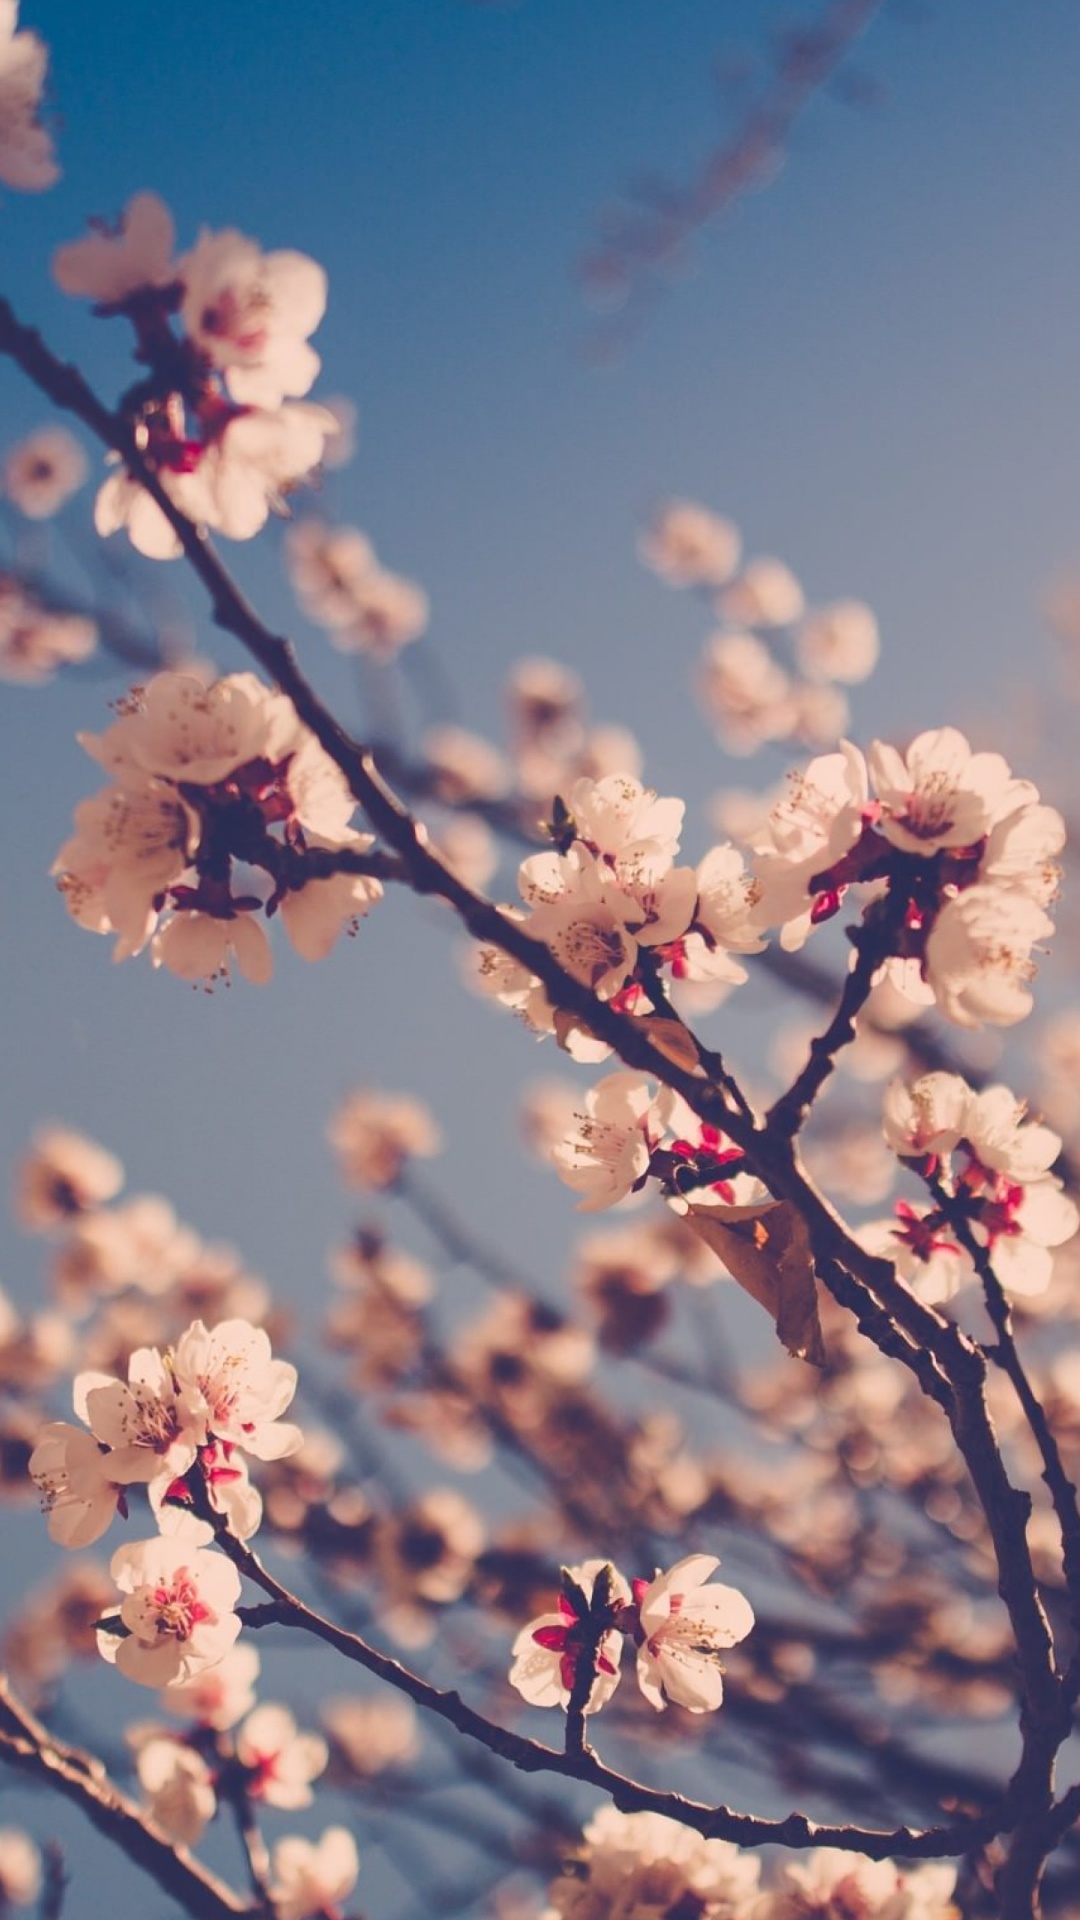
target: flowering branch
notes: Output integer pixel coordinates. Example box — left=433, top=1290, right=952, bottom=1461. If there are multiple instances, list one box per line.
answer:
left=221, top=1518, right=997, bottom=1859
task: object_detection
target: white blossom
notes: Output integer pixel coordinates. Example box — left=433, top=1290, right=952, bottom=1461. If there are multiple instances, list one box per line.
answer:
left=29, top=1420, right=159, bottom=1548
left=882, top=1073, right=971, bottom=1162
left=868, top=727, right=1033, bottom=857
left=173, top=1318, right=302, bottom=1461
left=100, top=1536, right=242, bottom=1687
left=328, top=1089, right=441, bottom=1188
left=634, top=1554, right=754, bottom=1712
left=510, top=1560, right=630, bottom=1712
left=0, top=1830, right=40, bottom=1909
left=152, top=911, right=274, bottom=987
left=924, top=888, right=1053, bottom=1028
left=550, top=1072, right=667, bottom=1211
left=757, top=1848, right=958, bottom=1919
left=178, top=227, right=326, bottom=409
left=15, top=1125, right=123, bottom=1231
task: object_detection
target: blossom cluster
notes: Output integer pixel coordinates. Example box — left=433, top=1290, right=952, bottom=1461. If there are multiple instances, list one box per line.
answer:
left=864, top=1073, right=1079, bottom=1303
left=749, top=727, right=1063, bottom=1025
left=474, top=770, right=763, bottom=1048
left=543, top=1808, right=958, bottom=1920
left=29, top=1314, right=300, bottom=1685
left=53, top=669, right=385, bottom=983
left=640, top=498, right=880, bottom=754
left=510, top=1554, right=754, bottom=1716
left=50, top=192, right=334, bottom=556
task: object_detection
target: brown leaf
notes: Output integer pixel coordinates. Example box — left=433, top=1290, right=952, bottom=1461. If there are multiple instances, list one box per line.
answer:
left=684, top=1199, right=826, bottom=1367
left=635, top=1015, right=702, bottom=1075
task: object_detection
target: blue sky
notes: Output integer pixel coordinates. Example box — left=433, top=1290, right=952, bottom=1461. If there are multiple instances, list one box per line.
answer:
left=1, top=0, right=1079, bottom=1908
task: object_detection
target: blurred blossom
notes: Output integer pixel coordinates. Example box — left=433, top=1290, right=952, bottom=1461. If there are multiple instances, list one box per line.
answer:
left=328, top=1088, right=441, bottom=1188
left=795, top=598, right=880, bottom=684
left=15, top=1124, right=123, bottom=1231
left=638, top=499, right=741, bottom=588
left=421, top=723, right=511, bottom=803
left=697, top=630, right=796, bottom=754
left=0, top=1832, right=40, bottom=1910
left=322, top=1692, right=420, bottom=1776
left=0, top=578, right=96, bottom=684
left=719, top=555, right=805, bottom=628
left=318, top=395, right=358, bottom=469
left=2, top=425, right=87, bottom=517
left=0, top=1, right=57, bottom=190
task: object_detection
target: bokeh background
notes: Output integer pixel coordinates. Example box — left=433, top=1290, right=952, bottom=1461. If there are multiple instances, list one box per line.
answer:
left=1, top=0, right=1079, bottom=1911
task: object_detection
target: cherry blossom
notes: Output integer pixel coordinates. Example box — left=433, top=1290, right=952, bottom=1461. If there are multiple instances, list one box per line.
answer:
left=133, top=1734, right=217, bottom=1845
left=795, top=598, right=880, bottom=684
left=53, top=192, right=176, bottom=302
left=172, top=1318, right=302, bottom=1461
left=15, top=1125, right=123, bottom=1230
left=510, top=1560, right=630, bottom=1712
left=750, top=743, right=868, bottom=948
left=638, top=499, right=741, bottom=587
left=0, top=578, right=96, bottom=684
left=99, top=1536, right=242, bottom=1687
left=698, top=630, right=797, bottom=755
left=270, top=1828, right=360, bottom=1920
left=178, top=227, right=327, bottom=409
left=74, top=1346, right=200, bottom=1486
left=720, top=555, right=805, bottom=628
left=328, top=1088, right=441, bottom=1189
left=882, top=1073, right=972, bottom=1164
left=632, top=1553, right=754, bottom=1712
left=924, top=888, right=1053, bottom=1029
left=279, top=832, right=385, bottom=961
left=868, top=727, right=1034, bottom=856
left=152, top=910, right=274, bottom=987
left=2, top=426, right=87, bottom=517
left=0, top=0, right=56, bottom=191
left=757, top=1848, right=958, bottom=1919
left=29, top=1419, right=159, bottom=1548
left=321, top=1696, right=419, bottom=1777
left=286, top=517, right=377, bottom=629
left=550, top=1072, right=668, bottom=1211
left=544, top=1807, right=761, bottom=1920
left=95, top=401, right=336, bottom=559
left=235, top=1703, right=328, bottom=1808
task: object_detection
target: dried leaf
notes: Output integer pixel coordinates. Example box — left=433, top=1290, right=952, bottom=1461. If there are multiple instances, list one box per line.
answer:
left=685, top=1199, right=826, bottom=1366
left=635, top=1015, right=702, bottom=1074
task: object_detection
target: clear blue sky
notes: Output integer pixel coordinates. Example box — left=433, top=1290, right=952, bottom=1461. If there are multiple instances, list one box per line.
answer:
left=0, top=1, right=1078, bottom=1908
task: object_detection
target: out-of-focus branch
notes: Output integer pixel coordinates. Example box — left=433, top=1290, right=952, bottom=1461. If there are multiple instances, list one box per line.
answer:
left=579, top=0, right=888, bottom=330
left=0, top=1674, right=251, bottom=1920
